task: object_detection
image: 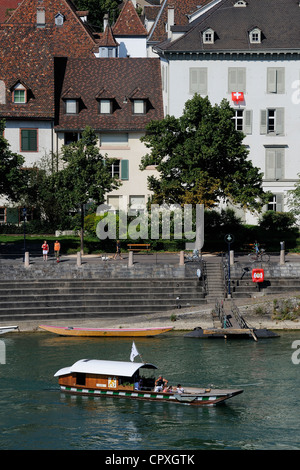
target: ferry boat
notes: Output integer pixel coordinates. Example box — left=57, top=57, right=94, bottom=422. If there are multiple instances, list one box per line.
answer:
left=54, top=358, right=243, bottom=406
left=40, top=325, right=173, bottom=337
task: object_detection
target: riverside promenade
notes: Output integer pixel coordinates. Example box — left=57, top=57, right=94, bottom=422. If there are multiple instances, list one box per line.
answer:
left=1, top=250, right=300, bottom=332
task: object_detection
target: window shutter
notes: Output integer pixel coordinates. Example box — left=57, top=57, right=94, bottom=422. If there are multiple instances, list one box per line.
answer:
left=275, top=193, right=283, bottom=212
left=260, top=110, right=267, bottom=134
left=237, top=68, right=246, bottom=91
left=277, top=68, right=285, bottom=94
left=243, top=110, right=252, bottom=134
left=189, top=68, right=207, bottom=95
left=267, top=68, right=277, bottom=93
left=121, top=160, right=129, bottom=180
left=276, top=108, right=284, bottom=135
left=198, top=68, right=207, bottom=95
left=265, top=149, right=276, bottom=179
left=275, top=148, right=284, bottom=179
left=228, top=68, right=246, bottom=92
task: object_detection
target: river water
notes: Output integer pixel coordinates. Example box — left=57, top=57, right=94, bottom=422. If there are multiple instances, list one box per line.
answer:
left=0, top=330, right=299, bottom=451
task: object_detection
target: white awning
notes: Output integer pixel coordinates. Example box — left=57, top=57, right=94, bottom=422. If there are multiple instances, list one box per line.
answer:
left=54, top=359, right=157, bottom=378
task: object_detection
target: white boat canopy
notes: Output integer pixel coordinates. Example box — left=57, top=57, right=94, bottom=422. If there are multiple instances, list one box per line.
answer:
left=54, top=359, right=157, bottom=378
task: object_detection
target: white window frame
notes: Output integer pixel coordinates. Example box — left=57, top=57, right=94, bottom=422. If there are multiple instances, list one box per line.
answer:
left=65, top=99, right=77, bottom=114
left=203, top=28, right=214, bottom=44
left=133, top=99, right=145, bottom=114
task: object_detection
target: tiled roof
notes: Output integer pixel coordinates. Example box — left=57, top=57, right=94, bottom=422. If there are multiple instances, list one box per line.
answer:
left=0, top=0, right=98, bottom=119
left=55, top=57, right=163, bottom=131
left=0, top=0, right=20, bottom=23
left=157, top=0, right=300, bottom=53
left=148, top=0, right=212, bottom=43
left=113, top=0, right=147, bottom=36
left=97, top=24, right=119, bottom=47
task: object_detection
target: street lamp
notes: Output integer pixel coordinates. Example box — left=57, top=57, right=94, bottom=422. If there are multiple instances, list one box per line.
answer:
left=23, top=207, right=27, bottom=258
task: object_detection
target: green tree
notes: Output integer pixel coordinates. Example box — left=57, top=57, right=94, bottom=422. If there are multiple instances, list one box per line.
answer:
left=288, top=177, right=300, bottom=222
left=74, top=0, right=122, bottom=31
left=140, top=95, right=269, bottom=212
left=0, top=119, right=27, bottom=201
left=55, top=126, right=121, bottom=252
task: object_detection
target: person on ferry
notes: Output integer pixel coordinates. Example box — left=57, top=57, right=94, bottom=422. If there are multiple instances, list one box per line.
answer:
left=154, top=375, right=168, bottom=392
left=176, top=384, right=184, bottom=394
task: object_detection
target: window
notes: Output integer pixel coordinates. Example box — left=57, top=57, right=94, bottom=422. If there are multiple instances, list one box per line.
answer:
left=232, top=109, right=252, bottom=134
left=55, top=13, right=64, bottom=26
left=133, top=99, right=145, bottom=114
left=228, top=68, right=246, bottom=93
left=249, top=28, right=261, bottom=44
left=99, top=99, right=112, bottom=114
left=260, top=108, right=284, bottom=135
left=21, top=129, right=37, bottom=152
left=267, top=194, right=283, bottom=212
left=107, top=196, right=120, bottom=211
left=203, top=28, right=214, bottom=44
left=14, top=89, right=25, bottom=103
left=267, top=68, right=285, bottom=94
left=189, top=68, right=207, bottom=95
left=64, top=132, right=81, bottom=145
left=265, top=147, right=285, bottom=180
left=111, top=160, right=120, bottom=178
left=100, top=134, right=128, bottom=147
left=108, top=159, right=128, bottom=180
left=232, top=110, right=244, bottom=131
left=65, top=99, right=78, bottom=114
left=0, top=208, right=6, bottom=224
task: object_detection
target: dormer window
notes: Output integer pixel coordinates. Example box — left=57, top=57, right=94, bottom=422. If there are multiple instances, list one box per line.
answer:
left=249, top=28, right=261, bottom=44
left=132, top=99, right=146, bottom=114
left=96, top=88, right=119, bottom=114
left=203, top=28, right=214, bottom=44
left=65, top=99, right=78, bottom=114
left=12, top=82, right=26, bottom=104
left=99, top=99, right=112, bottom=114
left=234, top=1, right=247, bottom=6
left=55, top=13, right=64, bottom=26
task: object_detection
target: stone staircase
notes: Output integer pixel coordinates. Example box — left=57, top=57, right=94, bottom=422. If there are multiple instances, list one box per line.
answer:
left=0, top=278, right=206, bottom=322
left=231, top=278, right=300, bottom=298
left=204, top=262, right=225, bottom=302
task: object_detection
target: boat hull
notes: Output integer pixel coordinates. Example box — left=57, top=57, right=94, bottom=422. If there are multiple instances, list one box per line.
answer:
left=58, top=384, right=243, bottom=406
left=0, top=326, right=19, bottom=335
left=40, top=325, right=174, bottom=337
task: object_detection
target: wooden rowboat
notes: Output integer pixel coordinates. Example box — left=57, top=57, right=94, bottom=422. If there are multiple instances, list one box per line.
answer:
left=54, top=358, right=243, bottom=406
left=39, top=325, right=174, bottom=337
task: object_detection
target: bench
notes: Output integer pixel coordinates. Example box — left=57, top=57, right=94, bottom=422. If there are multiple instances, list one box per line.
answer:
left=127, top=243, right=151, bottom=252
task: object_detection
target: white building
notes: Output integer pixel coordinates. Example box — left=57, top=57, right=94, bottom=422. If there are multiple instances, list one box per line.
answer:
left=151, top=0, right=300, bottom=222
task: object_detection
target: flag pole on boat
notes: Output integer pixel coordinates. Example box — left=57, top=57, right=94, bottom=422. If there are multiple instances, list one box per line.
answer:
left=130, top=341, right=144, bottom=363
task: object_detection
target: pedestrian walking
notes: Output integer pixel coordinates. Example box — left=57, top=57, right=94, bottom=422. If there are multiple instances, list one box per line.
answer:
left=113, top=240, right=123, bottom=259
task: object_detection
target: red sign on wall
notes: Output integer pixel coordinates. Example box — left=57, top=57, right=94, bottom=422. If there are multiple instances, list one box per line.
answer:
left=252, top=269, right=264, bottom=283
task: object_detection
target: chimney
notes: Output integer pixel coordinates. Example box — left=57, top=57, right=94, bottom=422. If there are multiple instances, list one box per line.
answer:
left=167, top=4, right=174, bottom=39
left=37, top=6, right=45, bottom=27
left=103, top=13, right=109, bottom=30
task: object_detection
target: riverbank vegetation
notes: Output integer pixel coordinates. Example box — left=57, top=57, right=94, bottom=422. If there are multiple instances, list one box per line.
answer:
left=0, top=208, right=298, bottom=254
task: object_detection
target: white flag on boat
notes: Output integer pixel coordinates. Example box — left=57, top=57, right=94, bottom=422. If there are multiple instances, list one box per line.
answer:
left=130, top=341, right=139, bottom=362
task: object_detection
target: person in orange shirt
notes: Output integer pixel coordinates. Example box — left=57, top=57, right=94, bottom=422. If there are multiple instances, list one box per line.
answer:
left=54, top=240, right=61, bottom=263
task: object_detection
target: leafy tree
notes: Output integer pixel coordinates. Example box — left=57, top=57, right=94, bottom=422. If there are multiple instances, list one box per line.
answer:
left=140, top=95, right=269, bottom=212
left=0, top=119, right=27, bottom=201
left=74, top=0, right=122, bottom=31
left=55, top=126, right=121, bottom=252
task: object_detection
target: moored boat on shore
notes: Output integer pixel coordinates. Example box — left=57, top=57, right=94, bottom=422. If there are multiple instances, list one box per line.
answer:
left=40, top=325, right=173, bottom=337
left=0, top=325, right=19, bottom=334
left=54, top=357, right=243, bottom=406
